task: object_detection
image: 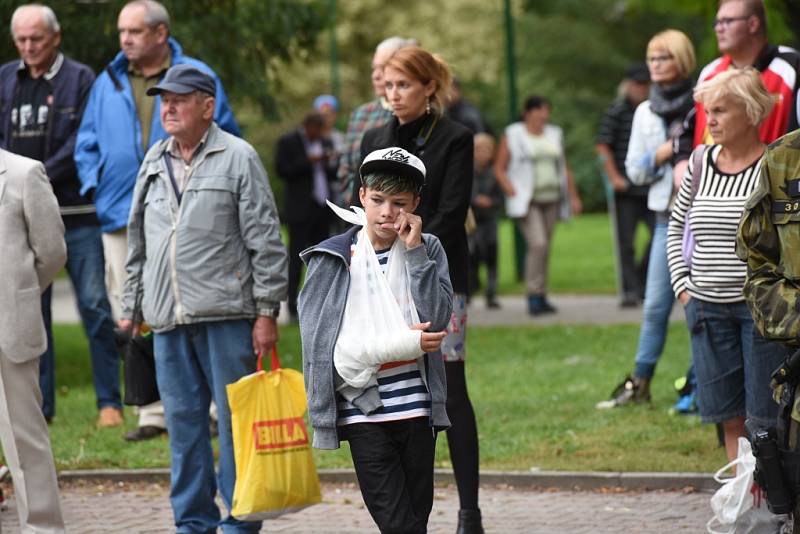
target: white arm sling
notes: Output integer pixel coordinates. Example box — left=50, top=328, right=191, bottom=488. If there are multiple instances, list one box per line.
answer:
left=327, top=201, right=423, bottom=389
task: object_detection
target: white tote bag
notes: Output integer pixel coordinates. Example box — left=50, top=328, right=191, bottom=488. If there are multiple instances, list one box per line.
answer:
left=327, top=202, right=423, bottom=389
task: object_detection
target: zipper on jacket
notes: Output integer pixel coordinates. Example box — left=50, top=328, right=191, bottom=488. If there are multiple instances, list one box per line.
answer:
left=163, top=144, right=225, bottom=325
left=4, top=80, right=20, bottom=150
left=329, top=270, right=350, bottom=432
left=308, top=246, right=351, bottom=435
left=44, top=78, right=54, bottom=158
left=162, top=171, right=185, bottom=324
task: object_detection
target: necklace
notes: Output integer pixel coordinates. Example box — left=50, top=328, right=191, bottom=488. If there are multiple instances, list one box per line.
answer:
left=412, top=116, right=438, bottom=157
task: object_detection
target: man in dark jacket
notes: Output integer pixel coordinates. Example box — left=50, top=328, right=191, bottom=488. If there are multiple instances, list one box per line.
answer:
left=276, top=112, right=336, bottom=319
left=596, top=63, right=653, bottom=307
left=0, top=4, right=122, bottom=428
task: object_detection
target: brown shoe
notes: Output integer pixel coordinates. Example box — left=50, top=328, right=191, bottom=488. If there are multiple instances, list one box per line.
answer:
left=97, top=407, right=124, bottom=428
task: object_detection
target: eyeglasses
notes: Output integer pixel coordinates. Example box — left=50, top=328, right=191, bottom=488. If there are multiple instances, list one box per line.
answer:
left=713, top=16, right=750, bottom=29
left=646, top=55, right=673, bottom=64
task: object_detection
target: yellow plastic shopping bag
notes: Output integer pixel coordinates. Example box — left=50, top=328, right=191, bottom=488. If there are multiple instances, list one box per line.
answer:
left=227, top=347, right=321, bottom=520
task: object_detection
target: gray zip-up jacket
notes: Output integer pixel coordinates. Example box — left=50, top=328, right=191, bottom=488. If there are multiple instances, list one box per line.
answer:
left=298, top=227, right=453, bottom=449
left=120, top=122, right=288, bottom=332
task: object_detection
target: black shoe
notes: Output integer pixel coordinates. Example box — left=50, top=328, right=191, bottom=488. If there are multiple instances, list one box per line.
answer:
left=124, top=425, right=166, bottom=442
left=620, top=293, right=640, bottom=308
left=487, top=299, right=501, bottom=309
left=540, top=297, right=557, bottom=313
left=529, top=295, right=557, bottom=315
left=457, top=508, right=484, bottom=534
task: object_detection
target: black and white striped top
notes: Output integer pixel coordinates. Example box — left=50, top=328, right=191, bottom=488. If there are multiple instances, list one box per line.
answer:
left=337, top=241, right=431, bottom=426
left=667, top=145, right=763, bottom=303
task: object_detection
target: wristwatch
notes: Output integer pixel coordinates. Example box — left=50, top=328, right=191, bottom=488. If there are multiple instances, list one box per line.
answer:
left=257, top=305, right=280, bottom=318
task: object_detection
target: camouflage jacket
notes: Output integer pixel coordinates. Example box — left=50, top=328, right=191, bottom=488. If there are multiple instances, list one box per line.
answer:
left=737, top=130, right=800, bottom=345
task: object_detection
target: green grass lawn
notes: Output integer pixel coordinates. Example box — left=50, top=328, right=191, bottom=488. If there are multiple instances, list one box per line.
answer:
left=493, top=213, right=652, bottom=295
left=47, top=321, right=726, bottom=473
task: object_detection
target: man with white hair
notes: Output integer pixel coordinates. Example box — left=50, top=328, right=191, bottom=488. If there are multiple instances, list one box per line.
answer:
left=75, top=0, right=239, bottom=442
left=0, top=4, right=123, bottom=429
left=336, top=36, right=416, bottom=205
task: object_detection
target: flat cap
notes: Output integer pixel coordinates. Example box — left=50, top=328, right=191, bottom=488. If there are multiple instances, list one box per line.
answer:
left=147, top=64, right=216, bottom=97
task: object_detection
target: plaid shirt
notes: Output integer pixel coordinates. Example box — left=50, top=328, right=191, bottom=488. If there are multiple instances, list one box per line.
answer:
left=336, top=98, right=393, bottom=203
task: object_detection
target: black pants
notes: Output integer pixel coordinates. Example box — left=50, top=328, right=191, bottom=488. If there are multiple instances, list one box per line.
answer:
left=468, top=222, right=498, bottom=302
left=287, top=206, right=330, bottom=316
left=613, top=194, right=654, bottom=297
left=344, top=418, right=436, bottom=534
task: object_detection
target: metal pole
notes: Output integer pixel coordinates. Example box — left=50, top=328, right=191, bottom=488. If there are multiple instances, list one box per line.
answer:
left=504, top=0, right=518, bottom=124
left=503, top=0, right=526, bottom=282
left=329, top=0, right=340, bottom=100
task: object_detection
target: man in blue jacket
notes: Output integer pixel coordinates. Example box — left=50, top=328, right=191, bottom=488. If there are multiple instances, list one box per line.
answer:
left=0, top=4, right=123, bottom=429
left=75, top=0, right=240, bottom=441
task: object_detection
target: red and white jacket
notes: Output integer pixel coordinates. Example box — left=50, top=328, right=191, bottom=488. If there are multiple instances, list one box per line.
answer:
left=677, top=44, right=800, bottom=160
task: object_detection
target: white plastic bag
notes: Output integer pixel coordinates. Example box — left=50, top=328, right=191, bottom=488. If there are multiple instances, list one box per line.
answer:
left=707, top=437, right=785, bottom=534
left=328, top=202, right=423, bottom=389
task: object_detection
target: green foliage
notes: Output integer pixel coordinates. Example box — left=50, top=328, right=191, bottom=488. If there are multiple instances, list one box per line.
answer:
left=0, top=0, right=329, bottom=117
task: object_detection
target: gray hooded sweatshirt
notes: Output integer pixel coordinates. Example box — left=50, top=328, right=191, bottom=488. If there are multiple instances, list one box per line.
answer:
left=298, top=226, right=453, bottom=449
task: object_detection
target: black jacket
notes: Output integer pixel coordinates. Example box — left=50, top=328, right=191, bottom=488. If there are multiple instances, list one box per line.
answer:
left=0, top=54, right=96, bottom=227
left=355, top=114, right=473, bottom=294
left=275, top=129, right=336, bottom=223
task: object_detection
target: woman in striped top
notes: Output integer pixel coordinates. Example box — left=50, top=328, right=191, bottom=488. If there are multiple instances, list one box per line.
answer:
left=667, top=68, right=788, bottom=462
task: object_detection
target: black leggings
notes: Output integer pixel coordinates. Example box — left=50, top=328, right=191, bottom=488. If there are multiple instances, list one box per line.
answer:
left=445, top=360, right=480, bottom=510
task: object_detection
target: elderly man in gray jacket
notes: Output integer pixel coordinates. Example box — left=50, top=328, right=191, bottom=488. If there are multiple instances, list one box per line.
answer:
left=118, top=64, right=287, bottom=534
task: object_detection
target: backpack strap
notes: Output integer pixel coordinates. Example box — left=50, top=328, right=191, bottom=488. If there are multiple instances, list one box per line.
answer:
left=689, top=144, right=708, bottom=203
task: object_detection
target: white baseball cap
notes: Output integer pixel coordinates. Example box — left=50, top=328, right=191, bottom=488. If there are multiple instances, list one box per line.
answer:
left=359, top=147, right=426, bottom=190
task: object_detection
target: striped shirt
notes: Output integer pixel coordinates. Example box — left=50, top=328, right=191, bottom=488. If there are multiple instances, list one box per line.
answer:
left=667, top=145, right=763, bottom=303
left=337, top=241, right=432, bottom=426
left=596, top=97, right=648, bottom=196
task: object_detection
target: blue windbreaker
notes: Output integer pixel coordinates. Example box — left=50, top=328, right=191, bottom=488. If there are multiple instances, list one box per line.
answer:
left=74, top=38, right=240, bottom=233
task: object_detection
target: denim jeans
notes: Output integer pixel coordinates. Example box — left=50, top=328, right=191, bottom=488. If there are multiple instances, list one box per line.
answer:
left=154, top=319, right=260, bottom=534
left=39, top=224, right=120, bottom=418
left=685, top=299, right=788, bottom=428
left=632, top=220, right=675, bottom=379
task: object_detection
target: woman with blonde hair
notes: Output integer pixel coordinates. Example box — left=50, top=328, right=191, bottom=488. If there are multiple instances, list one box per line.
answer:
left=598, top=29, right=697, bottom=409
left=354, top=45, right=484, bottom=533
left=668, top=67, right=788, bottom=461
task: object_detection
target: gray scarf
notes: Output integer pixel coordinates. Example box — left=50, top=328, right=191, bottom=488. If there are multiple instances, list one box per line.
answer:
left=648, top=79, right=694, bottom=123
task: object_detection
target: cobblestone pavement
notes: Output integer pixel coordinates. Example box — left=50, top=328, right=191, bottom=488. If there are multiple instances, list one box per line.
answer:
left=0, top=481, right=712, bottom=533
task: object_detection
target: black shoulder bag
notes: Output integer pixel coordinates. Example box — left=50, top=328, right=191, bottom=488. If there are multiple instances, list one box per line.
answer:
left=121, top=177, right=160, bottom=406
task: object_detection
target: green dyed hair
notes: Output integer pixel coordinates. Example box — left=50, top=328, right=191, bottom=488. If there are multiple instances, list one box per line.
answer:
left=361, top=172, right=420, bottom=196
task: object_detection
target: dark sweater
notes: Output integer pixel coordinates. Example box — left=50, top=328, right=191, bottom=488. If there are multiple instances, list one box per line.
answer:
left=0, top=55, right=97, bottom=229
left=355, top=113, right=473, bottom=294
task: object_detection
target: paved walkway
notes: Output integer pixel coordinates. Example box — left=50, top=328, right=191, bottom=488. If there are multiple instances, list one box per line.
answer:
left=44, top=284, right=699, bottom=533
left=52, top=280, right=684, bottom=327
left=1, top=481, right=711, bottom=533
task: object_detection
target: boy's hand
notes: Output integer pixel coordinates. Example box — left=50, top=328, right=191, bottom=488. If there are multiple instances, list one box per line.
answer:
left=393, top=209, right=422, bottom=248
left=411, top=322, right=447, bottom=353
